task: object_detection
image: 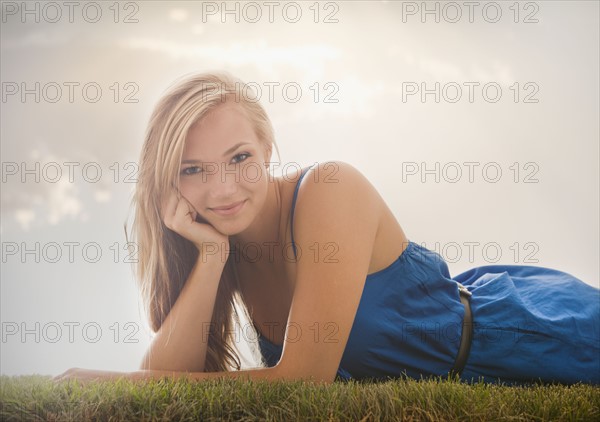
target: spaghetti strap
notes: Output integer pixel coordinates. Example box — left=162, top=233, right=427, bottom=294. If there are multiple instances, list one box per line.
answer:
left=290, top=164, right=315, bottom=260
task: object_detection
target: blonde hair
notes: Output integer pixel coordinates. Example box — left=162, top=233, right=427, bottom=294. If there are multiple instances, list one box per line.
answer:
left=128, top=71, right=280, bottom=371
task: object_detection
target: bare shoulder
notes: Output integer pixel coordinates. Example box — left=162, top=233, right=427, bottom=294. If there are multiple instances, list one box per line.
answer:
left=295, top=160, right=384, bottom=221
left=294, top=160, right=408, bottom=275
left=291, top=160, right=384, bottom=269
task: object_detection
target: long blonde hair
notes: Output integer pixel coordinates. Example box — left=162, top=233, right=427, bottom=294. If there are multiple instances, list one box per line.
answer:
left=128, top=71, right=280, bottom=371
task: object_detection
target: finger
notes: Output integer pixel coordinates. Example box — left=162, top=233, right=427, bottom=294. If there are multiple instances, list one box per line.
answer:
left=174, top=195, right=196, bottom=223
left=178, top=194, right=199, bottom=221
left=161, top=189, right=179, bottom=221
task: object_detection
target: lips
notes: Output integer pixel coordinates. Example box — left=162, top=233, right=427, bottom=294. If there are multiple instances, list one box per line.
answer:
left=209, top=200, right=246, bottom=216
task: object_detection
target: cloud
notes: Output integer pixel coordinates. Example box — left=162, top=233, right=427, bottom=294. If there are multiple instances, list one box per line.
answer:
left=169, top=9, right=189, bottom=22
left=1, top=30, right=72, bottom=49
left=94, top=189, right=112, bottom=203
left=2, top=150, right=85, bottom=231
left=7, top=178, right=83, bottom=232
left=14, top=209, right=35, bottom=231
left=47, top=178, right=82, bottom=225
left=417, top=57, right=465, bottom=81
left=119, top=37, right=341, bottom=75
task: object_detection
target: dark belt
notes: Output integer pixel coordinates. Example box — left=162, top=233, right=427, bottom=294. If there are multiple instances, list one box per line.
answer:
left=449, top=283, right=473, bottom=378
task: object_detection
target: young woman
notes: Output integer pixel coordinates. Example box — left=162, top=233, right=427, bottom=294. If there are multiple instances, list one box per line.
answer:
left=54, top=72, right=599, bottom=385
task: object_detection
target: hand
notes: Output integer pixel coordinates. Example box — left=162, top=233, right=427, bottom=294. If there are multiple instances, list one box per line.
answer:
left=162, top=188, right=230, bottom=259
left=52, top=367, right=129, bottom=386
left=53, top=368, right=194, bottom=386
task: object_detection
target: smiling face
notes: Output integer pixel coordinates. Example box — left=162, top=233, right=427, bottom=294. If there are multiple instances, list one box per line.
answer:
left=178, top=101, right=271, bottom=235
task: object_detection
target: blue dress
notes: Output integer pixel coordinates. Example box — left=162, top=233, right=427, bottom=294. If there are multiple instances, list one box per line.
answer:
left=257, top=165, right=600, bottom=385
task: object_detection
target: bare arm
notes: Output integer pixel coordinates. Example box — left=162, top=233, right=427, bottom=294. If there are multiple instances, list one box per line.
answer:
left=139, top=185, right=232, bottom=372
left=139, top=256, right=226, bottom=372
left=277, top=161, right=381, bottom=383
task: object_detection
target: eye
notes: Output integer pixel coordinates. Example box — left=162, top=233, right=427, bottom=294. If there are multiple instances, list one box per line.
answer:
left=233, top=152, right=251, bottom=164
left=181, top=166, right=202, bottom=176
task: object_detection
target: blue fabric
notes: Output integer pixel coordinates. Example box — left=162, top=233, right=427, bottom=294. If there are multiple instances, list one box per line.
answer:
left=257, top=165, right=600, bottom=385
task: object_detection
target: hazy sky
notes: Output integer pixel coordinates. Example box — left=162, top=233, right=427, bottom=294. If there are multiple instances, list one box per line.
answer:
left=1, top=1, right=598, bottom=376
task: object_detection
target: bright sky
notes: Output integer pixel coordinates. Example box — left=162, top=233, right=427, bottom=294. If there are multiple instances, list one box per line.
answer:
left=1, top=1, right=598, bottom=376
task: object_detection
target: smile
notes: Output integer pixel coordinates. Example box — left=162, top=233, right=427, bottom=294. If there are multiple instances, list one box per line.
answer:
left=210, top=200, right=247, bottom=216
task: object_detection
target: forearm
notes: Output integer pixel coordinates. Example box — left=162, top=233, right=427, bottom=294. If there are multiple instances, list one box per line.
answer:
left=131, top=364, right=330, bottom=385
left=133, top=366, right=278, bottom=382
left=140, top=257, right=225, bottom=372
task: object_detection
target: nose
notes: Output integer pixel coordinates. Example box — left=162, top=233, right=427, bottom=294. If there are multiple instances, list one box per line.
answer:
left=205, top=164, right=240, bottom=200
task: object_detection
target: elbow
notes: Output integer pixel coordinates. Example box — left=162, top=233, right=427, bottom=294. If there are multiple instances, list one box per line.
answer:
left=139, top=357, right=206, bottom=373
left=139, top=356, right=151, bottom=371
left=137, top=349, right=168, bottom=372
left=275, top=359, right=335, bottom=385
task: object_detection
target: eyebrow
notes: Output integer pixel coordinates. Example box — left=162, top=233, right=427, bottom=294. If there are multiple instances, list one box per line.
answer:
left=181, top=142, right=250, bottom=164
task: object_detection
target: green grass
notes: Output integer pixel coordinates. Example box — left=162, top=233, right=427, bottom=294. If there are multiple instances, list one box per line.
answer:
left=1, top=375, right=599, bottom=421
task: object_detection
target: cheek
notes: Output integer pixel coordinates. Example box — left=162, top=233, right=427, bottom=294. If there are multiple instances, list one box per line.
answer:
left=178, top=179, right=203, bottom=205
left=251, top=176, right=269, bottom=204
left=243, top=161, right=269, bottom=188
left=242, top=165, right=265, bottom=186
